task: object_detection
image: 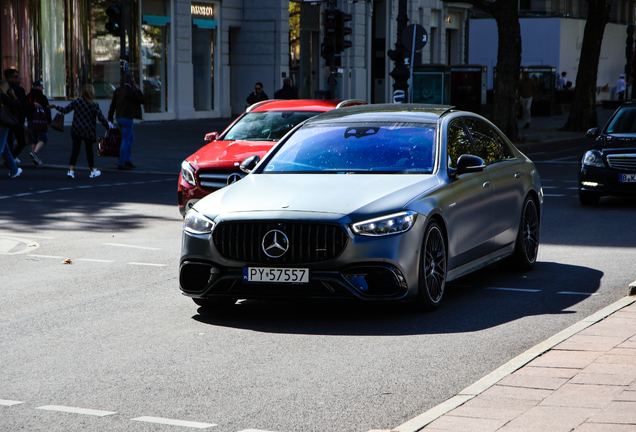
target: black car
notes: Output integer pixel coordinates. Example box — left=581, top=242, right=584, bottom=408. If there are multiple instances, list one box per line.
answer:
left=580, top=101, right=636, bottom=204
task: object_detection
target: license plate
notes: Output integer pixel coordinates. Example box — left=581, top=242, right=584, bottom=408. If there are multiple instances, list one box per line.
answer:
left=619, top=174, right=636, bottom=182
left=243, top=267, right=309, bottom=283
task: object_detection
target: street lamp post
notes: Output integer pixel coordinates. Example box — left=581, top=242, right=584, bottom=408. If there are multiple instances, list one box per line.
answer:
left=387, top=0, right=409, bottom=103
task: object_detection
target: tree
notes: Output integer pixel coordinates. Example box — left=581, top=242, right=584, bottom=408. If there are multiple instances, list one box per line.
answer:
left=446, top=0, right=522, bottom=141
left=561, top=0, right=612, bottom=131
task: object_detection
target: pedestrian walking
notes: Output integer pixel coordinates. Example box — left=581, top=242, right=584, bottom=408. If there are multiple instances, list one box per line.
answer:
left=273, top=77, right=298, bottom=100
left=108, top=73, right=145, bottom=170
left=25, top=79, right=55, bottom=165
left=518, top=72, right=537, bottom=129
left=0, top=80, right=22, bottom=178
left=616, top=74, right=627, bottom=100
left=246, top=82, right=268, bottom=106
left=3, top=68, right=40, bottom=162
left=556, top=71, right=567, bottom=90
left=54, top=84, right=109, bottom=179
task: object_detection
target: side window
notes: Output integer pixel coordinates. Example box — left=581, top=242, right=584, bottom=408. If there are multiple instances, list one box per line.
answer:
left=464, top=118, right=502, bottom=164
left=447, top=119, right=476, bottom=169
left=490, top=129, right=514, bottom=159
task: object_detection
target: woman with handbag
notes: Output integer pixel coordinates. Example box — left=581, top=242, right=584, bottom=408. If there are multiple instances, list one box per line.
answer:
left=25, top=79, right=56, bottom=165
left=0, top=80, right=22, bottom=178
left=54, top=84, right=109, bottom=179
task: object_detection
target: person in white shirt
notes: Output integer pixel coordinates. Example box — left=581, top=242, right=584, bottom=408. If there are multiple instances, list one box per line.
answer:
left=616, top=74, right=627, bottom=100
left=556, top=72, right=568, bottom=90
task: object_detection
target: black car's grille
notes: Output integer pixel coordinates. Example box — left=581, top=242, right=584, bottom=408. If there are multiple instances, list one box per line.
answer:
left=213, top=222, right=348, bottom=264
left=197, top=169, right=245, bottom=191
left=606, top=154, right=636, bottom=170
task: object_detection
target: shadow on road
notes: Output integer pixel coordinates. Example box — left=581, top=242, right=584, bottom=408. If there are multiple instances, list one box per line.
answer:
left=192, top=261, right=602, bottom=336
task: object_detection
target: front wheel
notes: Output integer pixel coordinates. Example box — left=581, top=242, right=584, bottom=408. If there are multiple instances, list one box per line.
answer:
left=579, top=190, right=600, bottom=205
left=414, top=221, right=447, bottom=312
left=509, top=196, right=540, bottom=270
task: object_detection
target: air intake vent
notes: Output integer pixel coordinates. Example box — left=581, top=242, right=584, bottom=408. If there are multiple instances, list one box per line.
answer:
left=607, top=154, right=636, bottom=170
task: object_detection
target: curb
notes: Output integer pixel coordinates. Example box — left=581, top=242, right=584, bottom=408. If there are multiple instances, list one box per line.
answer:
left=373, top=292, right=636, bottom=432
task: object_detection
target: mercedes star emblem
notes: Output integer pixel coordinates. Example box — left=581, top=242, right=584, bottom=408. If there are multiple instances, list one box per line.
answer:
left=227, top=173, right=242, bottom=185
left=262, top=229, right=289, bottom=258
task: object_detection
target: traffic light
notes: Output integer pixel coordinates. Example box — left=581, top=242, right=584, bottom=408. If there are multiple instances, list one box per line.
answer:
left=321, top=8, right=337, bottom=60
left=335, top=10, right=352, bottom=53
left=105, top=6, right=122, bottom=36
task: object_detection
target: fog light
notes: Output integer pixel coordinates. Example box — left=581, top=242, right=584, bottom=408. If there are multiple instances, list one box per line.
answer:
left=582, top=181, right=599, bottom=187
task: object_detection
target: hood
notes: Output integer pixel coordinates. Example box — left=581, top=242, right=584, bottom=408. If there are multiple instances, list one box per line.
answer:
left=594, top=135, right=636, bottom=150
left=189, top=140, right=275, bottom=168
left=194, top=173, right=439, bottom=221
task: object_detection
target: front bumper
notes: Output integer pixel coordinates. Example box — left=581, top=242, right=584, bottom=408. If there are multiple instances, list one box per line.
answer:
left=579, top=165, right=636, bottom=198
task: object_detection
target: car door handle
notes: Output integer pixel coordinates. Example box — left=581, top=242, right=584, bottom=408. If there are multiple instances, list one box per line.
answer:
left=514, top=172, right=521, bottom=178
left=482, top=181, right=491, bottom=188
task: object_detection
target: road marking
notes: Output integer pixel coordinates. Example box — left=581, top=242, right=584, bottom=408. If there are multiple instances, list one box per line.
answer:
left=127, top=262, right=167, bottom=267
left=541, top=186, right=559, bottom=189
left=132, top=416, right=216, bottom=429
left=4, top=179, right=173, bottom=199
left=532, top=161, right=579, bottom=165
left=36, top=405, right=117, bottom=417
left=26, top=254, right=65, bottom=259
left=487, top=287, right=541, bottom=293
left=75, top=258, right=115, bottom=263
left=558, top=291, right=601, bottom=296
left=0, top=399, right=24, bottom=406
left=104, top=243, right=162, bottom=250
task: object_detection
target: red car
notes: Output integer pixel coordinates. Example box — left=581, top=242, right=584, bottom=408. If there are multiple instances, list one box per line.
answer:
left=178, top=99, right=367, bottom=215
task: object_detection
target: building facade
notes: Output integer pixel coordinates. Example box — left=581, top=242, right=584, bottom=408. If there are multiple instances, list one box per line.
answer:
left=1, top=0, right=633, bottom=122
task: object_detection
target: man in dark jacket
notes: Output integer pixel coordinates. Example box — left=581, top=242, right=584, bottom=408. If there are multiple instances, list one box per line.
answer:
left=25, top=80, right=55, bottom=165
left=273, top=77, right=298, bottom=100
left=3, top=68, right=40, bottom=161
left=108, top=73, right=145, bottom=170
left=246, top=82, right=268, bottom=106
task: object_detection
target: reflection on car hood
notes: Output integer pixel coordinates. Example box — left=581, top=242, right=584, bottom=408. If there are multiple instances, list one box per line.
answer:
left=190, top=140, right=275, bottom=166
left=194, top=174, right=439, bottom=219
left=595, top=135, right=636, bottom=150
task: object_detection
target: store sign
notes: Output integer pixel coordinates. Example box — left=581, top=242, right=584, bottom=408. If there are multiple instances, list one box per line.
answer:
left=191, top=4, right=215, bottom=18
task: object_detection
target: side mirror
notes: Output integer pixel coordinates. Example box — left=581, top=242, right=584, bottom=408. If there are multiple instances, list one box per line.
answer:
left=204, top=132, right=219, bottom=142
left=586, top=128, right=600, bottom=138
left=454, top=154, right=485, bottom=176
left=240, top=155, right=261, bottom=173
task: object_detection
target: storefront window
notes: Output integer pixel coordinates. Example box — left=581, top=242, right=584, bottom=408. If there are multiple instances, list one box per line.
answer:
left=1, top=0, right=35, bottom=90
left=142, top=0, right=169, bottom=113
left=192, top=3, right=217, bottom=111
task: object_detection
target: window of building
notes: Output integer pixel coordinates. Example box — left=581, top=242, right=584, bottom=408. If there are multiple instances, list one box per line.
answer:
left=142, top=0, right=170, bottom=113
left=192, top=2, right=218, bottom=111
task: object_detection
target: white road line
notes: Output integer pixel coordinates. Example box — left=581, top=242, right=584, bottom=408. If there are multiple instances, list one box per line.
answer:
left=487, top=287, right=541, bottom=293
left=558, top=291, right=601, bottom=296
left=127, top=262, right=167, bottom=267
left=0, top=196, right=9, bottom=200
left=74, top=258, right=116, bottom=263
left=238, top=430, right=278, bottom=432
left=0, top=399, right=24, bottom=406
left=541, top=186, right=559, bottom=189
left=36, top=405, right=117, bottom=417
left=26, top=254, right=65, bottom=259
left=14, top=193, right=34, bottom=197
left=104, top=243, right=162, bottom=250
left=132, top=416, right=216, bottom=429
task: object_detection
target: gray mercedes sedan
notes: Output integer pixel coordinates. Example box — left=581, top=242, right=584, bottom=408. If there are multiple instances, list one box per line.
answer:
left=179, top=104, right=543, bottom=311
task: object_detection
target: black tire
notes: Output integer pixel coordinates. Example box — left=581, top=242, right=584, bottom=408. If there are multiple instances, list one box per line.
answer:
left=193, top=297, right=237, bottom=309
left=510, top=196, right=540, bottom=270
left=579, top=190, right=600, bottom=205
left=414, top=221, right=447, bottom=312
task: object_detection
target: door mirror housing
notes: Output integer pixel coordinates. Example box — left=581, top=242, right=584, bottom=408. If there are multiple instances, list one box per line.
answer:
left=586, top=128, right=600, bottom=138
left=453, top=154, right=485, bottom=176
left=204, top=132, right=219, bottom=142
left=240, top=155, right=261, bottom=173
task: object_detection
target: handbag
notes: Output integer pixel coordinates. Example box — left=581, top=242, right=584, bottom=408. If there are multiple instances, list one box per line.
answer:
left=0, top=102, right=19, bottom=128
left=50, top=112, right=64, bottom=132
left=30, top=108, right=48, bottom=133
left=98, top=126, right=122, bottom=157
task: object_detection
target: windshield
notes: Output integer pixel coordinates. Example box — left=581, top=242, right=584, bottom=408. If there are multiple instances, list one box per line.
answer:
left=261, top=123, right=437, bottom=174
left=222, top=111, right=320, bottom=141
left=605, top=107, right=636, bottom=136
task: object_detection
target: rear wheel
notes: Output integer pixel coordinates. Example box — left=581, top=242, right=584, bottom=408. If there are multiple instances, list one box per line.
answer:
left=509, top=196, right=540, bottom=270
left=579, top=190, right=600, bottom=205
left=414, top=221, right=446, bottom=312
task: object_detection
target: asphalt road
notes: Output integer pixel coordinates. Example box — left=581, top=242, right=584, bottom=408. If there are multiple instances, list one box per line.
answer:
left=1, top=138, right=635, bottom=432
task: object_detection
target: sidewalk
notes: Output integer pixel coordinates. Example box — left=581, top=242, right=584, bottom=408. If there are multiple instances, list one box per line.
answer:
left=12, top=107, right=617, bottom=177
left=372, top=286, right=636, bottom=432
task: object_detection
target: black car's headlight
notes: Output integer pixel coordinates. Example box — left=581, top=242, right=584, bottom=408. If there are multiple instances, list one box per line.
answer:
left=582, top=150, right=605, bottom=168
left=184, top=210, right=215, bottom=235
left=351, top=211, right=418, bottom=237
left=181, top=161, right=196, bottom=186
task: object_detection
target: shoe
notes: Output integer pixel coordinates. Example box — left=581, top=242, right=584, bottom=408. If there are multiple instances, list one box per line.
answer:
left=89, top=169, right=101, bottom=178
left=10, top=168, right=22, bottom=178
left=118, top=165, right=131, bottom=170
left=125, top=161, right=136, bottom=168
left=30, top=151, right=42, bottom=165
left=67, top=170, right=75, bottom=179
left=523, top=123, right=530, bottom=129
left=14, top=157, right=20, bottom=165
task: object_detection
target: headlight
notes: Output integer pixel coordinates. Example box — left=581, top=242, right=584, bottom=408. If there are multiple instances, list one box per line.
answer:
left=351, top=211, right=418, bottom=237
left=582, top=151, right=605, bottom=168
left=181, top=161, right=196, bottom=186
left=184, top=210, right=215, bottom=235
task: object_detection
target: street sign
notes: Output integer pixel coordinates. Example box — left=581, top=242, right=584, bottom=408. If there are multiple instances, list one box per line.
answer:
left=402, top=24, right=428, bottom=52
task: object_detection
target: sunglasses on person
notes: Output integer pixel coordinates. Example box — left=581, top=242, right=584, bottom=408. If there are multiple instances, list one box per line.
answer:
left=255, top=87, right=262, bottom=91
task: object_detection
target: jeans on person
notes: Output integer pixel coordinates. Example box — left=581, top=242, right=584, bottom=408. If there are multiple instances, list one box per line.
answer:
left=117, top=118, right=134, bottom=167
left=520, top=96, right=533, bottom=124
left=0, top=126, right=19, bottom=176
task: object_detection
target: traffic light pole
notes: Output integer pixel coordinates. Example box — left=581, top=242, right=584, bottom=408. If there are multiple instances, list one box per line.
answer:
left=327, top=0, right=337, bottom=99
left=119, top=0, right=127, bottom=87
left=387, top=0, right=409, bottom=103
